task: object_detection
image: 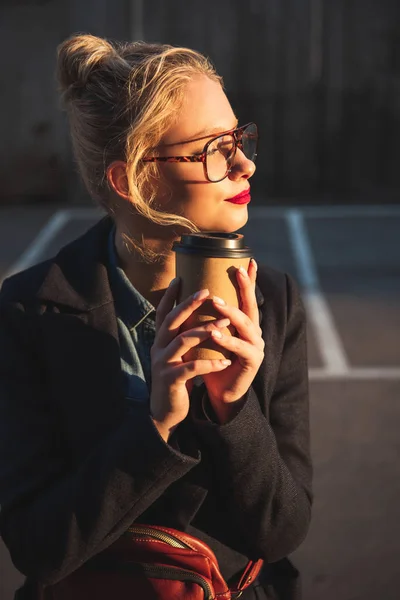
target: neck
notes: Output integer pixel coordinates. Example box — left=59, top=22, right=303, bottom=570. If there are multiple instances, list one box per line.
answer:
left=114, top=222, right=179, bottom=309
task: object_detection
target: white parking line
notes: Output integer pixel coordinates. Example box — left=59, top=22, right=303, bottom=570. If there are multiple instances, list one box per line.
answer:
left=66, top=204, right=400, bottom=220
left=3, top=205, right=400, bottom=381
left=62, top=207, right=104, bottom=220
left=310, top=367, right=400, bottom=381
left=286, top=209, right=350, bottom=375
left=2, top=210, right=72, bottom=282
left=250, top=205, right=400, bottom=219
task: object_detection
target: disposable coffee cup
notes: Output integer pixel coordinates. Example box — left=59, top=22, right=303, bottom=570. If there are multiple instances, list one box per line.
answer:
left=172, top=232, right=253, bottom=361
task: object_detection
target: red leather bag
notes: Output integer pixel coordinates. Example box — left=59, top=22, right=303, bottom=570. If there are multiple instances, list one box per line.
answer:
left=38, top=524, right=263, bottom=599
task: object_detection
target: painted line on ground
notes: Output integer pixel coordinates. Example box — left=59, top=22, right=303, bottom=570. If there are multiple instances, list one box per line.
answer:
left=2, top=210, right=71, bottom=282
left=3, top=205, right=399, bottom=380
left=286, top=209, right=350, bottom=375
left=61, top=207, right=104, bottom=220
left=63, top=204, right=400, bottom=221
left=309, top=367, right=400, bottom=381
left=249, top=204, right=400, bottom=219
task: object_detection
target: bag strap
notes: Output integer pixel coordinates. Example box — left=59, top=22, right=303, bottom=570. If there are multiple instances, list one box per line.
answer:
left=230, top=558, right=264, bottom=597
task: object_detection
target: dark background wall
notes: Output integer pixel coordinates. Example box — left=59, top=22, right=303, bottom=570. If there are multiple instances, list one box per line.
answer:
left=1, top=0, right=400, bottom=205
left=0, top=0, right=131, bottom=206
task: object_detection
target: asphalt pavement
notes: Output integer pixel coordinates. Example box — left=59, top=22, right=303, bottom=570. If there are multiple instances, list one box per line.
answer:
left=1, top=203, right=399, bottom=600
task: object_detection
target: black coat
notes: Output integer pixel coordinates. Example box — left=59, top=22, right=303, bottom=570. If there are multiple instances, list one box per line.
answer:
left=0, top=217, right=312, bottom=599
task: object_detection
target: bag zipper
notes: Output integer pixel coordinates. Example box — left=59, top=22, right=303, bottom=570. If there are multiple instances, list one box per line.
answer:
left=86, top=557, right=214, bottom=600
left=138, top=563, right=214, bottom=600
left=126, top=525, right=193, bottom=549
left=125, top=527, right=214, bottom=598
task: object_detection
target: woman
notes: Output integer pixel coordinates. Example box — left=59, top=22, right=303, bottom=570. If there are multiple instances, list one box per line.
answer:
left=0, top=35, right=312, bottom=599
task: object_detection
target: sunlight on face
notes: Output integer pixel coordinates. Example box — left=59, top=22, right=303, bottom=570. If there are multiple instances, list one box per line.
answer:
left=153, top=75, right=256, bottom=233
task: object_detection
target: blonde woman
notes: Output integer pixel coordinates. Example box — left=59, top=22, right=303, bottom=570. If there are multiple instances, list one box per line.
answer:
left=0, top=35, right=312, bottom=600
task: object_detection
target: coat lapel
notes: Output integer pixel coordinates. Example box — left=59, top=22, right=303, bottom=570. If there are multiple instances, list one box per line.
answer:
left=37, top=215, right=114, bottom=311
left=35, top=217, right=125, bottom=458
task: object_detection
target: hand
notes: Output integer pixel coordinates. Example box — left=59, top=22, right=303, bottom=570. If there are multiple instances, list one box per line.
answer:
left=202, top=259, right=265, bottom=423
left=150, top=278, right=232, bottom=441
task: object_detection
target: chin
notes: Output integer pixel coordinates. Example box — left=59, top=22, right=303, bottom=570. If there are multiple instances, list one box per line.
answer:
left=221, top=207, right=249, bottom=233
left=195, top=207, right=249, bottom=234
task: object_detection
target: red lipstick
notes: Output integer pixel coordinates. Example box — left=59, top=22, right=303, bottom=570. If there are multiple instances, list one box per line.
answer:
left=224, top=188, right=251, bottom=204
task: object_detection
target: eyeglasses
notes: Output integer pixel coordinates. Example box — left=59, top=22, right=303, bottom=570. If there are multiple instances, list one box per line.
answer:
left=142, top=122, right=258, bottom=183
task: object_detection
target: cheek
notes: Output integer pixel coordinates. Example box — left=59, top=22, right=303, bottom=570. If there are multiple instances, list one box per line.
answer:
left=152, top=163, right=211, bottom=208
left=149, top=165, right=240, bottom=228
left=158, top=162, right=208, bottom=186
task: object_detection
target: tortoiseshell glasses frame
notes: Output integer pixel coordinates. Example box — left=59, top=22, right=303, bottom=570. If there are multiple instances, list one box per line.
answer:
left=142, top=122, right=258, bottom=183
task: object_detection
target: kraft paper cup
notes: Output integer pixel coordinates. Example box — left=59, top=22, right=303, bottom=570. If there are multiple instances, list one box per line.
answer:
left=172, top=233, right=252, bottom=361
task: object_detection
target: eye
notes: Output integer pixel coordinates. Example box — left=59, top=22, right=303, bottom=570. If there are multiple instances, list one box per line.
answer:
left=206, top=146, right=219, bottom=157
left=207, top=135, right=234, bottom=158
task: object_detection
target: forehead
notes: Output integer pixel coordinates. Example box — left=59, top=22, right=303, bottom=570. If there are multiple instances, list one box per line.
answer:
left=161, top=75, right=237, bottom=146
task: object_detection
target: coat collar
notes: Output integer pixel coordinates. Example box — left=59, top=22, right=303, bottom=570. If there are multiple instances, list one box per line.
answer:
left=36, top=216, right=265, bottom=312
left=37, top=216, right=114, bottom=311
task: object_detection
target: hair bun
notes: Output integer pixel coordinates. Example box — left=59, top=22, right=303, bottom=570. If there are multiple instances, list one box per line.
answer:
left=57, top=33, right=116, bottom=92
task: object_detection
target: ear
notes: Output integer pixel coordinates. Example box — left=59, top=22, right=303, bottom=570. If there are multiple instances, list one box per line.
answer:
left=107, top=161, right=130, bottom=200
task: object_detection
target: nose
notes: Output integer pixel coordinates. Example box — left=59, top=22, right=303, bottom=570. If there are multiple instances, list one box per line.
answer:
left=228, top=147, right=256, bottom=180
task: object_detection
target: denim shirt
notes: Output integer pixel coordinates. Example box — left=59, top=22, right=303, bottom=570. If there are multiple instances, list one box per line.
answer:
left=107, top=227, right=156, bottom=403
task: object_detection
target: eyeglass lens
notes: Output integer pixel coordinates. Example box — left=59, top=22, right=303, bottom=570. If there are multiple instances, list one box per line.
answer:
left=206, top=123, right=258, bottom=182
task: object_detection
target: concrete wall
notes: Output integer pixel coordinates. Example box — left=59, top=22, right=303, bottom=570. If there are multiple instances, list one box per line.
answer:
left=1, top=0, right=400, bottom=205
left=0, top=0, right=131, bottom=206
left=144, top=0, right=400, bottom=201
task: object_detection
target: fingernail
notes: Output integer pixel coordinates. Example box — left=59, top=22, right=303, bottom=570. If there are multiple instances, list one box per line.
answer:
left=251, top=258, right=258, bottom=270
left=214, top=318, right=230, bottom=328
left=221, top=359, right=231, bottom=366
left=194, top=288, right=209, bottom=301
left=213, top=296, right=226, bottom=306
left=239, top=266, right=248, bottom=277
left=211, top=330, right=223, bottom=339
left=169, top=277, right=179, bottom=286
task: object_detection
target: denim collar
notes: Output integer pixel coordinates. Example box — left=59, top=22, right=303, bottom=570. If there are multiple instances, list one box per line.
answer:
left=107, top=226, right=155, bottom=330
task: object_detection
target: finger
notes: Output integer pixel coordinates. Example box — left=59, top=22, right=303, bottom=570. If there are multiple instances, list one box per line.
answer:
left=155, top=277, right=181, bottom=332
left=164, top=318, right=231, bottom=362
left=211, top=297, right=261, bottom=345
left=236, top=265, right=260, bottom=325
left=249, top=258, right=258, bottom=285
left=170, top=358, right=232, bottom=384
left=156, top=288, right=210, bottom=348
left=211, top=329, right=264, bottom=362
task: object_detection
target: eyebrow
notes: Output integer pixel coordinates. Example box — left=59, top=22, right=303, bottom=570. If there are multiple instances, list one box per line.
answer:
left=162, top=119, right=239, bottom=148
left=190, top=120, right=239, bottom=141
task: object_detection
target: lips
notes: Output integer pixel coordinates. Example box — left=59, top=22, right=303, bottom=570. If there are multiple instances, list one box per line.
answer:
left=224, top=188, right=251, bottom=204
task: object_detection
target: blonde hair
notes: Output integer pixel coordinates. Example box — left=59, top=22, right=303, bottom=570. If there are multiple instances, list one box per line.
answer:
left=56, top=33, right=223, bottom=261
